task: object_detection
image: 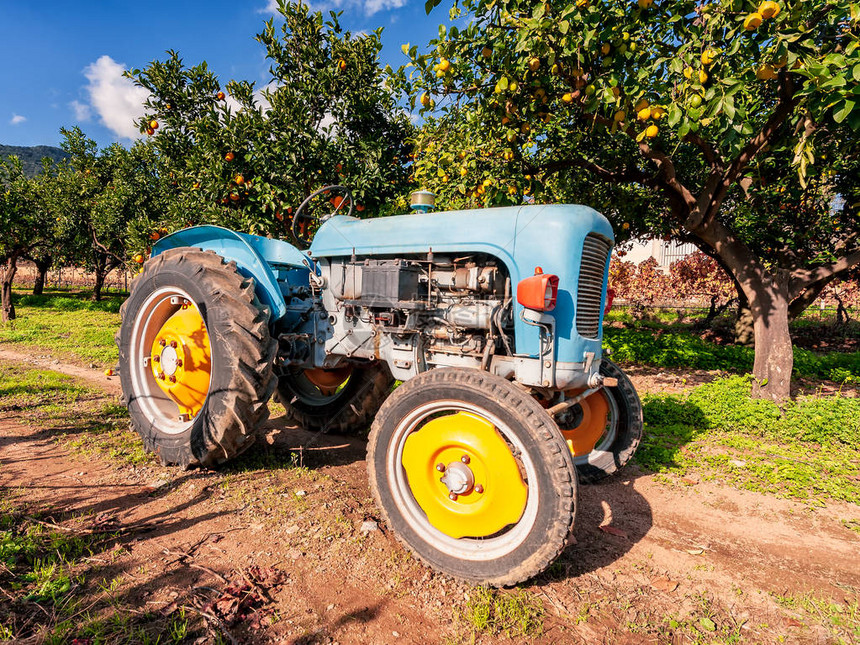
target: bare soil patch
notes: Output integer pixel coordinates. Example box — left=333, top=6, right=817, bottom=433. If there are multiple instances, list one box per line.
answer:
left=1, top=357, right=858, bottom=643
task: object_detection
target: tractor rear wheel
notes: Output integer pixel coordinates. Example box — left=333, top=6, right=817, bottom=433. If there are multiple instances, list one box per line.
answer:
left=275, top=363, right=393, bottom=435
left=116, top=248, right=277, bottom=467
left=558, top=359, right=643, bottom=483
left=367, top=368, right=577, bottom=586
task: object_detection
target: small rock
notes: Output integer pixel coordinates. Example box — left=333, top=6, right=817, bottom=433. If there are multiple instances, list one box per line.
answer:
left=392, top=631, right=400, bottom=638
left=285, top=524, right=300, bottom=535
left=730, top=459, right=747, bottom=468
left=326, top=603, right=335, bottom=611
left=288, top=549, right=302, bottom=560
left=360, top=520, right=379, bottom=535
left=295, top=489, right=307, bottom=497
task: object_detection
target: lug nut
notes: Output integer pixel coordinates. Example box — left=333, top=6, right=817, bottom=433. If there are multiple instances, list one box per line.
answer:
left=170, top=340, right=178, bottom=348
left=475, top=484, right=484, bottom=494
left=153, top=355, right=160, bottom=363
left=158, top=372, right=165, bottom=380
left=448, top=492, right=458, bottom=501
left=159, top=339, right=166, bottom=347
left=461, top=455, right=470, bottom=464
left=169, top=375, right=176, bottom=383
left=175, top=359, right=183, bottom=367
left=435, top=463, right=446, bottom=472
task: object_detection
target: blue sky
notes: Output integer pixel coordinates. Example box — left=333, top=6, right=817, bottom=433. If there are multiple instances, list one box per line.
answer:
left=0, top=1, right=444, bottom=149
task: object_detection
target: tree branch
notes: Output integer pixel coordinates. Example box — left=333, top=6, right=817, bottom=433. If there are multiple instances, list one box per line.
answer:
left=789, top=247, right=860, bottom=300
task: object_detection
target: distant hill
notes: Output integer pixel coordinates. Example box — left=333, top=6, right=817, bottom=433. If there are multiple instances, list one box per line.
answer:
left=0, top=144, right=68, bottom=177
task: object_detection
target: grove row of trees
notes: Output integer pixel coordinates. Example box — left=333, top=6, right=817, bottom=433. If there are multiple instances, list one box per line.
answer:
left=1, top=0, right=859, bottom=401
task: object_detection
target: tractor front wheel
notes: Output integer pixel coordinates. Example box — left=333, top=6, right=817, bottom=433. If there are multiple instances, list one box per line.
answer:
left=116, top=248, right=277, bottom=467
left=558, top=359, right=643, bottom=483
left=367, top=368, right=577, bottom=586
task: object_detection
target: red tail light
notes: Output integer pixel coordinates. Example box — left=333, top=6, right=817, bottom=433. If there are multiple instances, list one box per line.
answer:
left=517, top=267, right=559, bottom=312
left=604, top=288, right=615, bottom=315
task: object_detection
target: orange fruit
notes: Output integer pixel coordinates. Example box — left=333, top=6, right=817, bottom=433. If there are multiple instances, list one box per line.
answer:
left=529, top=57, right=540, bottom=72
left=701, top=49, right=717, bottom=66
left=235, top=174, right=245, bottom=185
left=601, top=43, right=611, bottom=55
left=420, top=93, right=431, bottom=108
left=146, top=128, right=154, bottom=136
left=216, top=91, right=225, bottom=100
left=356, top=204, right=365, bottom=212
left=104, top=369, right=114, bottom=376
left=149, top=231, right=160, bottom=241
left=338, top=59, right=347, bottom=71
left=150, top=120, right=159, bottom=130
left=645, top=124, right=659, bottom=138
left=133, top=253, right=145, bottom=264
left=758, top=1, right=780, bottom=19
left=275, top=212, right=284, bottom=221
left=744, top=13, right=762, bottom=30
left=756, top=65, right=777, bottom=80
left=225, top=152, right=235, bottom=161
left=229, top=192, right=240, bottom=201
left=613, top=110, right=626, bottom=122
left=637, top=107, right=652, bottom=121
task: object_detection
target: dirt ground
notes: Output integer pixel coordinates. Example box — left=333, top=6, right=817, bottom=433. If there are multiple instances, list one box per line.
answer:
left=1, top=353, right=859, bottom=644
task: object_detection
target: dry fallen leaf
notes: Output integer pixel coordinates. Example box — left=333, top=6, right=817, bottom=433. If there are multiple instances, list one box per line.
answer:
left=599, top=524, right=629, bottom=539
left=651, top=576, right=679, bottom=593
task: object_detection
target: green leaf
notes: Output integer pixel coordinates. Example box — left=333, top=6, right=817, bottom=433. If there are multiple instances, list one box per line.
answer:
left=833, top=99, right=856, bottom=124
left=559, top=20, right=570, bottom=35
left=853, top=64, right=860, bottom=83
left=668, top=104, right=682, bottom=127
left=723, top=98, right=735, bottom=120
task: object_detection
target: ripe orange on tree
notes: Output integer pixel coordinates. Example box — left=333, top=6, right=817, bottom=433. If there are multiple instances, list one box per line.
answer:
left=133, top=253, right=145, bottom=264
left=225, top=152, right=235, bottom=161
left=216, top=91, right=225, bottom=100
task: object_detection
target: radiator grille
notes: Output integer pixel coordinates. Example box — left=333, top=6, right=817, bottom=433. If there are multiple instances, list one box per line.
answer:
left=576, top=233, right=612, bottom=339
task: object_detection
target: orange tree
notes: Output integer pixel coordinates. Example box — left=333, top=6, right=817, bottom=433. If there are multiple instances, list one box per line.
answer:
left=126, top=1, right=414, bottom=246
left=394, top=0, right=860, bottom=399
left=0, top=157, right=54, bottom=321
left=48, top=128, right=167, bottom=300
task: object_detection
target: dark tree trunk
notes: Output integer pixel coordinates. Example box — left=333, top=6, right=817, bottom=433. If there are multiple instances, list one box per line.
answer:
left=93, top=269, right=106, bottom=302
left=1, top=257, right=19, bottom=322
left=32, top=257, right=52, bottom=296
left=697, top=221, right=793, bottom=400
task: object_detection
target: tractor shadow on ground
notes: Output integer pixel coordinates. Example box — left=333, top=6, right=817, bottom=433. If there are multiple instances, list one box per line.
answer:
left=547, top=469, right=654, bottom=581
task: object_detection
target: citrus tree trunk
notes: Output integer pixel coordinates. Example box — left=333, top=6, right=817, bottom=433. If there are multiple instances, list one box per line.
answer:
left=92, top=268, right=106, bottom=302
left=32, top=258, right=52, bottom=296
left=746, top=271, right=793, bottom=400
left=1, top=257, right=19, bottom=323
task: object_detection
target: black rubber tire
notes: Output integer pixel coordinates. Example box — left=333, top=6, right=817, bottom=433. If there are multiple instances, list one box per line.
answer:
left=573, top=359, right=643, bottom=484
left=116, top=248, right=277, bottom=468
left=367, top=368, right=577, bottom=587
left=275, top=363, right=394, bottom=435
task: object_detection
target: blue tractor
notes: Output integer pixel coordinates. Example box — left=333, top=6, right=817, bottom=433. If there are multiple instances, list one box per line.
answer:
left=116, top=187, right=642, bottom=586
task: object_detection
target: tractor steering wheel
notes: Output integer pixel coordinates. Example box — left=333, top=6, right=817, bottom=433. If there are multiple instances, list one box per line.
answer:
left=292, top=185, right=354, bottom=247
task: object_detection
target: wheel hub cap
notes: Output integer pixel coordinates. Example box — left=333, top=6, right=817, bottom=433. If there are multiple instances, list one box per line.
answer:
left=440, top=461, right=475, bottom=495
left=149, top=303, right=211, bottom=418
left=401, top=411, right=528, bottom=539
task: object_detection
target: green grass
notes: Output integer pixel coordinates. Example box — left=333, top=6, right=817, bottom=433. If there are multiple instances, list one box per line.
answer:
left=773, top=592, right=860, bottom=644
left=604, top=326, right=860, bottom=382
left=456, top=586, right=544, bottom=640
left=638, top=376, right=860, bottom=504
left=0, top=289, right=123, bottom=367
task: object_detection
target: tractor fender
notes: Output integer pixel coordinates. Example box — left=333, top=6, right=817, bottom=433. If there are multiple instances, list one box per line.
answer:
left=152, top=225, right=314, bottom=322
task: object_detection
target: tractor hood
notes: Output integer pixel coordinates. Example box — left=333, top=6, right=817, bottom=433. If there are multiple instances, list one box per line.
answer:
left=310, top=204, right=614, bottom=363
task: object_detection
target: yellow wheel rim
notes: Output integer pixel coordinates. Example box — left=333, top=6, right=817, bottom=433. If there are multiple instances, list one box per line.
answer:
left=560, top=389, right=610, bottom=457
left=149, top=303, right=211, bottom=418
left=401, top=411, right=528, bottom=539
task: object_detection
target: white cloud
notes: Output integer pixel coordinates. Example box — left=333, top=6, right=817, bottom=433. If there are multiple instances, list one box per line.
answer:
left=70, top=100, right=92, bottom=122
left=10, top=114, right=26, bottom=126
left=83, top=55, right=150, bottom=140
left=260, top=0, right=406, bottom=16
